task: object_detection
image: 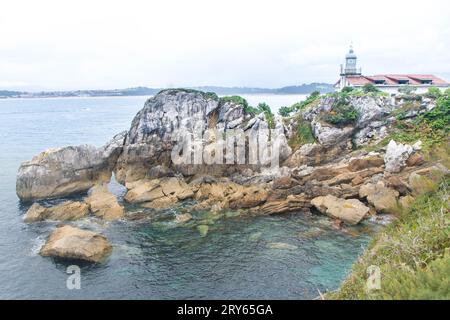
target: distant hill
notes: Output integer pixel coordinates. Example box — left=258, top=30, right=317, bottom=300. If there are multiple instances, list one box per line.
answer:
left=0, top=83, right=334, bottom=99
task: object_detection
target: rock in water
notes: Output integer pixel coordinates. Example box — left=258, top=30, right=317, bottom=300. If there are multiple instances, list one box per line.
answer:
left=39, top=225, right=112, bottom=262
left=85, top=184, right=124, bottom=220
left=16, top=132, right=126, bottom=201
left=24, top=201, right=89, bottom=222
left=311, top=195, right=369, bottom=225
left=197, top=225, right=209, bottom=237
left=266, top=242, right=298, bottom=250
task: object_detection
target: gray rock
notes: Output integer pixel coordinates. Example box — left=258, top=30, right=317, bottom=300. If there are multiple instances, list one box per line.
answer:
left=384, top=140, right=415, bottom=173
left=16, top=133, right=125, bottom=201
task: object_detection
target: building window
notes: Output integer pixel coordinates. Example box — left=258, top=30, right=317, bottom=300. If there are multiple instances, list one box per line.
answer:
left=398, top=80, right=409, bottom=85
left=421, top=80, right=433, bottom=84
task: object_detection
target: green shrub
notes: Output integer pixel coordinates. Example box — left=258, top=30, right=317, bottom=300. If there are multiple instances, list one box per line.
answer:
left=278, top=91, right=321, bottom=116
left=257, top=102, right=275, bottom=129
left=322, top=103, right=359, bottom=126
left=362, top=83, right=380, bottom=93
left=342, top=86, right=354, bottom=93
left=424, top=87, right=442, bottom=99
left=288, top=115, right=315, bottom=149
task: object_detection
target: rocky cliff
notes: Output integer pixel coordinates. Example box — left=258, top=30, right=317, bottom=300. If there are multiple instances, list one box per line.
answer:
left=16, top=89, right=449, bottom=228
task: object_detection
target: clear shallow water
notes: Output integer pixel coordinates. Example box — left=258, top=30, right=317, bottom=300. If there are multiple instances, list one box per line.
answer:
left=0, top=95, right=374, bottom=299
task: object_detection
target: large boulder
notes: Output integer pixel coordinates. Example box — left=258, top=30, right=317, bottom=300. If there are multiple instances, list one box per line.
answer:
left=384, top=140, right=420, bottom=173
left=85, top=184, right=124, bottom=220
left=16, top=132, right=126, bottom=201
left=24, top=201, right=89, bottom=222
left=359, top=181, right=400, bottom=213
left=311, top=195, right=369, bottom=225
left=40, top=225, right=112, bottom=262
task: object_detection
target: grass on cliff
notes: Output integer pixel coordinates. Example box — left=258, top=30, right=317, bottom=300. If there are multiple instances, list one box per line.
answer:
left=287, top=115, right=315, bottom=150
left=327, top=177, right=450, bottom=300
left=364, top=92, right=450, bottom=166
left=278, top=91, right=320, bottom=117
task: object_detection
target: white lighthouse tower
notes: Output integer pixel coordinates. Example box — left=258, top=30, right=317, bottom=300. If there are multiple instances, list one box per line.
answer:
left=338, top=45, right=362, bottom=90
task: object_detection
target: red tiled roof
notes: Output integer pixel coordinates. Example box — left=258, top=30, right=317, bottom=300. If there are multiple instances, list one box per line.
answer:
left=342, top=74, right=449, bottom=86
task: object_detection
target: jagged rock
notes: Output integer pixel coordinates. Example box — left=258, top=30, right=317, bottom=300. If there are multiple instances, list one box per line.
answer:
left=311, top=195, right=369, bottom=225
left=24, top=201, right=89, bottom=222
left=348, top=156, right=384, bottom=172
left=386, top=176, right=410, bottom=195
left=124, top=179, right=164, bottom=203
left=174, top=213, right=192, bottom=224
left=141, top=195, right=178, bottom=210
left=229, top=186, right=268, bottom=209
left=406, top=153, right=425, bottom=167
left=85, top=184, right=124, bottom=220
left=16, top=132, right=126, bottom=201
left=384, top=140, right=415, bottom=173
left=272, top=176, right=293, bottom=189
left=250, top=194, right=311, bottom=215
left=359, top=181, right=400, bottom=213
left=40, top=225, right=112, bottom=262
left=114, top=89, right=291, bottom=183
left=311, top=120, right=354, bottom=147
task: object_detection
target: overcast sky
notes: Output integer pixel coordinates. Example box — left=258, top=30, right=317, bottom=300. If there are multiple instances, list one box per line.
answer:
left=1, top=0, right=449, bottom=91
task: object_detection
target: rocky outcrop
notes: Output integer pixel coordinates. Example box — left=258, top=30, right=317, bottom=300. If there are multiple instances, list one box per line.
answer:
left=16, top=132, right=126, bottom=201
left=311, top=195, right=369, bottom=225
left=249, top=194, right=311, bottom=215
left=124, top=177, right=194, bottom=210
left=85, top=184, right=124, bottom=220
left=359, top=181, right=400, bottom=213
left=114, top=89, right=292, bottom=183
left=40, top=225, right=112, bottom=262
left=384, top=140, right=421, bottom=173
left=24, top=201, right=89, bottom=222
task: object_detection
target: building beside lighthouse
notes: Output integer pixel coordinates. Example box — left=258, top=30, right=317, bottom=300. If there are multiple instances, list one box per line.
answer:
left=335, top=46, right=449, bottom=94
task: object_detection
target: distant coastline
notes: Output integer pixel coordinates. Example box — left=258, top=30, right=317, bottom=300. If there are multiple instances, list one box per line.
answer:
left=0, top=83, right=333, bottom=99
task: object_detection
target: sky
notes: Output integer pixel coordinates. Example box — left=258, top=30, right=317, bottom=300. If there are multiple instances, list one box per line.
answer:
left=1, top=0, right=449, bottom=91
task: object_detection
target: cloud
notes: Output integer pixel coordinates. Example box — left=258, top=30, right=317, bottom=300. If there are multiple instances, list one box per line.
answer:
left=0, top=0, right=449, bottom=90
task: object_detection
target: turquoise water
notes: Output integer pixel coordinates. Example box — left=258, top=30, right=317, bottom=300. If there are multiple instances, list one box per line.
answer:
left=0, top=96, right=373, bottom=299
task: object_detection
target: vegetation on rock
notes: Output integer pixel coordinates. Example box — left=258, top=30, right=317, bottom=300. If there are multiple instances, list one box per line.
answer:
left=278, top=91, right=320, bottom=116
left=328, top=177, right=449, bottom=299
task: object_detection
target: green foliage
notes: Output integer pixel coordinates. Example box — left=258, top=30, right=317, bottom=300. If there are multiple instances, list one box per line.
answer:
left=368, top=93, right=449, bottom=152
left=341, top=86, right=354, bottom=93
left=424, top=87, right=442, bottom=99
left=362, top=83, right=380, bottom=93
left=278, top=106, right=291, bottom=117
left=322, top=102, right=360, bottom=127
left=288, top=115, right=315, bottom=149
left=420, top=94, right=450, bottom=131
left=257, top=102, right=275, bottom=129
left=158, top=88, right=218, bottom=100
left=277, top=91, right=321, bottom=116
left=328, top=178, right=450, bottom=300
